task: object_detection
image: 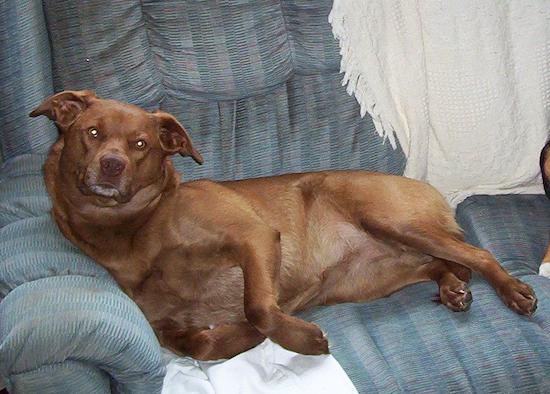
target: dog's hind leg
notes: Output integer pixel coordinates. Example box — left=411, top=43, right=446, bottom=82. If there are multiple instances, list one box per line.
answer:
left=331, top=174, right=536, bottom=315
left=363, top=218, right=537, bottom=316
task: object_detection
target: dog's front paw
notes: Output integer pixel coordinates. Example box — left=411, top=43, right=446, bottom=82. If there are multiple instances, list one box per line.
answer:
left=272, top=316, right=329, bottom=355
left=498, top=278, right=537, bottom=316
left=289, top=321, right=329, bottom=356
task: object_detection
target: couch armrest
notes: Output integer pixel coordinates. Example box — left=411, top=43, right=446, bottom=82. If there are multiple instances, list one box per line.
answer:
left=0, top=275, right=165, bottom=394
left=0, top=155, right=165, bottom=393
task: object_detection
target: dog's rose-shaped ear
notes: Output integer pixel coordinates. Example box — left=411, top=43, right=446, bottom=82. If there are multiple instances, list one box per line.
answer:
left=153, top=111, right=204, bottom=165
left=29, top=90, right=97, bottom=131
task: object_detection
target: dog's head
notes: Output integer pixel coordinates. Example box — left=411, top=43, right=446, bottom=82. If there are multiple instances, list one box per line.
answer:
left=30, top=90, right=202, bottom=205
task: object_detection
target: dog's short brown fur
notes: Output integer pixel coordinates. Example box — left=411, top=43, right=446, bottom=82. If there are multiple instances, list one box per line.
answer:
left=32, top=91, right=537, bottom=360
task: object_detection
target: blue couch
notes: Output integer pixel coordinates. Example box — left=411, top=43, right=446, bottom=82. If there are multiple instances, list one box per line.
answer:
left=1, top=1, right=549, bottom=393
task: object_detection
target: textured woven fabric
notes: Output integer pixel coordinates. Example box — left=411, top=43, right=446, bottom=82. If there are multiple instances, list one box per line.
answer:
left=5, top=0, right=406, bottom=174
left=0, top=276, right=166, bottom=394
left=329, top=1, right=549, bottom=205
left=9, top=360, right=111, bottom=394
left=143, top=0, right=293, bottom=101
left=281, top=0, right=340, bottom=75
left=0, top=154, right=51, bottom=229
left=0, top=0, right=57, bottom=160
left=456, top=194, right=550, bottom=278
left=42, top=0, right=162, bottom=110
left=164, top=73, right=405, bottom=181
left=299, top=276, right=550, bottom=393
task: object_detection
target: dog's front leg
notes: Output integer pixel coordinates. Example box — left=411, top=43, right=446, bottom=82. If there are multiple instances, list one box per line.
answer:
left=238, top=227, right=329, bottom=355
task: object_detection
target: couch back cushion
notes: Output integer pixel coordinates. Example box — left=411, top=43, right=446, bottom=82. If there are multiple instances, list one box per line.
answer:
left=11, top=0, right=405, bottom=177
left=143, top=0, right=293, bottom=101
left=43, top=0, right=163, bottom=109
left=0, top=0, right=58, bottom=161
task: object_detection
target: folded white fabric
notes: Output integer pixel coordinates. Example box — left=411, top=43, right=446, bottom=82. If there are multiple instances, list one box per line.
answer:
left=161, top=339, right=358, bottom=394
left=330, top=0, right=550, bottom=206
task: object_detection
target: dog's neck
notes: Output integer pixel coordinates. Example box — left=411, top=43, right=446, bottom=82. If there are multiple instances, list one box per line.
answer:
left=44, top=138, right=180, bottom=289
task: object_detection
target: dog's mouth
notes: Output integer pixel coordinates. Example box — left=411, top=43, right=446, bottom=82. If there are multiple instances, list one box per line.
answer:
left=88, top=183, right=120, bottom=198
left=79, top=180, right=132, bottom=204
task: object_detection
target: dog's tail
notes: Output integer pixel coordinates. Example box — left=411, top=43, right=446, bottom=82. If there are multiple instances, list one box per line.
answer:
left=540, top=141, right=550, bottom=198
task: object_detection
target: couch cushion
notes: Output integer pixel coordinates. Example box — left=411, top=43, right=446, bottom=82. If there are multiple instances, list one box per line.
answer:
left=163, top=73, right=406, bottom=181
left=456, top=194, right=550, bottom=277
left=299, top=276, right=550, bottom=393
left=0, top=276, right=165, bottom=394
left=0, top=0, right=57, bottom=160
left=282, top=0, right=341, bottom=75
left=143, top=0, right=293, bottom=101
left=0, top=155, right=111, bottom=299
left=43, top=0, right=162, bottom=110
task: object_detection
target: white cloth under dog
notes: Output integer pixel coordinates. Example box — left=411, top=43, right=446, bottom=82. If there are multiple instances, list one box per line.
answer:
left=329, top=0, right=550, bottom=206
left=161, top=339, right=358, bottom=394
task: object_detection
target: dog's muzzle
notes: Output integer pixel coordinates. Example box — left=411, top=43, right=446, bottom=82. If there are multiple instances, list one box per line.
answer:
left=79, top=154, right=132, bottom=203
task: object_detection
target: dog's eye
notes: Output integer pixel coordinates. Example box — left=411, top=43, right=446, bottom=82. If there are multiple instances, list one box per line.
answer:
left=88, top=128, right=99, bottom=138
left=135, top=139, right=147, bottom=150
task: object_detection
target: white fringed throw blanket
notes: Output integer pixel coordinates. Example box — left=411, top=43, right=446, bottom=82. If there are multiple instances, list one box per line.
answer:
left=329, top=1, right=550, bottom=205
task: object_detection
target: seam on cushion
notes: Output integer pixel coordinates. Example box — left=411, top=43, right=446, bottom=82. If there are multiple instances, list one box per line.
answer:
left=138, top=0, right=166, bottom=110
left=0, top=273, right=118, bottom=301
left=280, top=1, right=296, bottom=70
left=7, top=359, right=106, bottom=381
left=0, top=272, right=111, bottom=300
left=4, top=333, right=166, bottom=382
left=0, top=212, right=52, bottom=231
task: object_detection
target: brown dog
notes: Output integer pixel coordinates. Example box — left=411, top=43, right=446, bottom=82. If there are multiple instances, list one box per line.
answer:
left=31, top=90, right=537, bottom=360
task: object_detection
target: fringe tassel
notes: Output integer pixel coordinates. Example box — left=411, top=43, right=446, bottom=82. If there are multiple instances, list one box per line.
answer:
left=329, top=1, right=398, bottom=150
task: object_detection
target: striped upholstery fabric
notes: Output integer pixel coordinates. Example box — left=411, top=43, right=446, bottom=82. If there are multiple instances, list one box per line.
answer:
left=0, top=0, right=57, bottom=161
left=300, top=277, right=550, bottom=393
left=456, top=194, right=550, bottom=277
left=143, top=0, right=293, bottom=101
left=166, top=73, right=405, bottom=181
left=1, top=0, right=550, bottom=393
left=42, top=0, right=163, bottom=110
left=281, top=1, right=341, bottom=74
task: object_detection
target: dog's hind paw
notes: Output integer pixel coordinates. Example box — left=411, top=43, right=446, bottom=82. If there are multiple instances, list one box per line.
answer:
left=498, top=278, right=537, bottom=316
left=438, top=282, right=473, bottom=312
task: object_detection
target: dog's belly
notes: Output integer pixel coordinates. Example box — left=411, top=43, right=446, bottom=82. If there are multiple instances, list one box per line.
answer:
left=278, top=208, right=434, bottom=312
left=133, top=263, right=246, bottom=331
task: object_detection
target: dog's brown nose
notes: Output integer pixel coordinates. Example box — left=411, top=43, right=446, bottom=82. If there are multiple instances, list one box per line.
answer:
left=100, top=155, right=126, bottom=177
